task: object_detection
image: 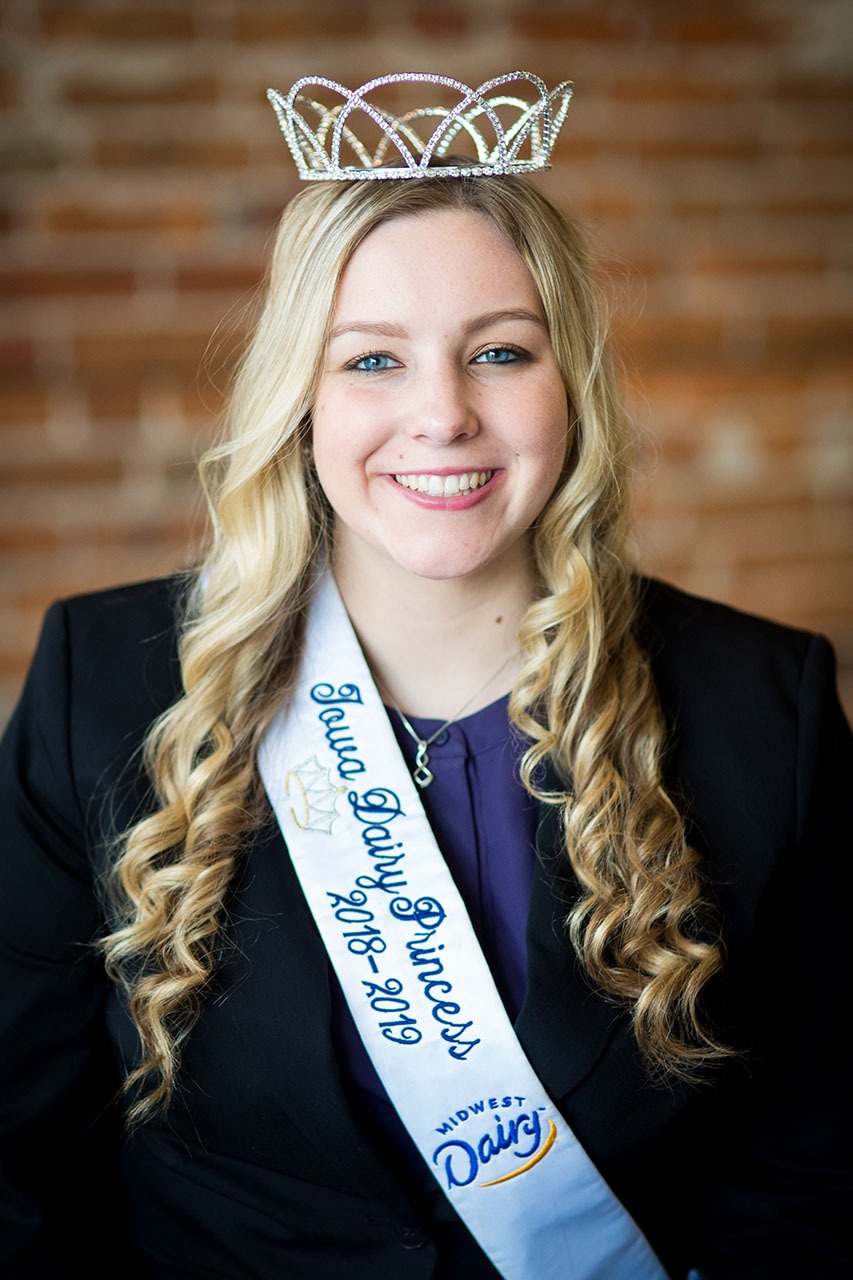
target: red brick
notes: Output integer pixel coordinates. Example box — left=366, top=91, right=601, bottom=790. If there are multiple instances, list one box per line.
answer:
left=610, top=77, right=743, bottom=104
left=59, top=519, right=194, bottom=553
left=0, top=384, right=48, bottom=426
left=774, top=78, right=853, bottom=103
left=631, top=314, right=853, bottom=374
left=630, top=136, right=765, bottom=161
left=65, top=74, right=219, bottom=107
left=509, top=10, right=637, bottom=40
left=0, top=268, right=135, bottom=297
left=73, top=329, right=238, bottom=383
left=572, top=196, right=644, bottom=223
left=411, top=9, right=471, bottom=39
left=666, top=194, right=742, bottom=216
left=181, top=383, right=228, bottom=421
left=728, top=555, right=853, bottom=620
left=763, top=193, right=853, bottom=215
left=175, top=266, right=263, bottom=294
left=0, top=527, right=59, bottom=552
left=234, top=195, right=300, bottom=234
left=0, top=67, right=20, bottom=109
left=96, top=138, right=250, bottom=170
left=551, top=135, right=607, bottom=160
left=233, top=7, right=374, bottom=40
left=638, top=368, right=813, bottom=400
left=693, top=252, right=828, bottom=274
left=0, top=459, right=124, bottom=488
left=45, top=201, right=209, bottom=236
left=624, top=317, right=726, bottom=368
left=0, top=339, right=35, bottom=374
left=765, top=317, right=853, bottom=366
left=0, top=139, right=60, bottom=171
left=39, top=4, right=196, bottom=41
left=87, top=385, right=142, bottom=420
left=796, top=135, right=853, bottom=158
left=666, top=14, right=777, bottom=43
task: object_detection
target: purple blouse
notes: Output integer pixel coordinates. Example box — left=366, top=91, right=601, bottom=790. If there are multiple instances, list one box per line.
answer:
left=328, top=694, right=539, bottom=1174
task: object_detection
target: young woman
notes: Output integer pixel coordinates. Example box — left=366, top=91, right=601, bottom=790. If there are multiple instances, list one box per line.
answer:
left=1, top=79, right=850, bottom=1280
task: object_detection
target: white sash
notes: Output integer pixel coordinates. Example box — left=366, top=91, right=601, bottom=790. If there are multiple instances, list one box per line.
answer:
left=258, top=574, right=667, bottom=1280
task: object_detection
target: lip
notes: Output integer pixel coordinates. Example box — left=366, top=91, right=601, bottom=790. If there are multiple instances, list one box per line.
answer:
left=383, top=468, right=501, bottom=510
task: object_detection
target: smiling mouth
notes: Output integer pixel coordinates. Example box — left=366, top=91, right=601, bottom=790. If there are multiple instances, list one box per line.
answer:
left=393, top=470, right=493, bottom=497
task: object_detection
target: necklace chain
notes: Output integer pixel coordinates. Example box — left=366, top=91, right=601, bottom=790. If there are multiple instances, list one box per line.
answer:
left=383, top=651, right=518, bottom=789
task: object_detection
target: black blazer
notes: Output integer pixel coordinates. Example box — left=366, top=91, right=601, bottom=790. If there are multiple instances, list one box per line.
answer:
left=0, top=576, right=850, bottom=1280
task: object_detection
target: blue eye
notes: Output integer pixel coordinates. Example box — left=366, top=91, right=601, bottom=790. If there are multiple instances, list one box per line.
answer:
left=349, top=352, right=398, bottom=372
left=473, top=346, right=522, bottom=365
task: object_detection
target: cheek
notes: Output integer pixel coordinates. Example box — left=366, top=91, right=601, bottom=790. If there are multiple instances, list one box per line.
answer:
left=528, top=388, right=570, bottom=469
left=310, top=398, right=379, bottom=522
left=309, top=409, right=343, bottom=506
left=523, top=403, right=570, bottom=515
left=311, top=387, right=352, bottom=464
left=313, top=393, right=394, bottom=488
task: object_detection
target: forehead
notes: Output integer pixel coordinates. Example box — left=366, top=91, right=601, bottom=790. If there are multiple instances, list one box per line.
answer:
left=332, top=208, right=543, bottom=320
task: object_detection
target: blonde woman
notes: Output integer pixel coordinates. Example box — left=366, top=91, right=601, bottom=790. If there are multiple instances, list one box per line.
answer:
left=1, top=75, right=850, bottom=1280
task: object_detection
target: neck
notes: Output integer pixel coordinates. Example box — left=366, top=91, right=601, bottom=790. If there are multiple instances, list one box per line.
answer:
left=332, top=547, right=535, bottom=720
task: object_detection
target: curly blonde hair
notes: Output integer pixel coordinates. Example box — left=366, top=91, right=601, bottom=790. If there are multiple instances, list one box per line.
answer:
left=101, top=173, right=730, bottom=1123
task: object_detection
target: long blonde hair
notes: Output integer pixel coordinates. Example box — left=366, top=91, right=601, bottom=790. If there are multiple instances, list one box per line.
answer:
left=102, top=173, right=730, bottom=1122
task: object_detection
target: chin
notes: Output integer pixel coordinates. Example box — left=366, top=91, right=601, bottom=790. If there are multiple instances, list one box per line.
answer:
left=386, top=548, right=502, bottom=583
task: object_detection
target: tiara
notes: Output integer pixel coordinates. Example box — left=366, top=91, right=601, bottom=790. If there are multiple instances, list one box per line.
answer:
left=266, top=72, right=574, bottom=182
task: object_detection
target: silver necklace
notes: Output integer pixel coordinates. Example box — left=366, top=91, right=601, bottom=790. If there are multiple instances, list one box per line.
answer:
left=384, top=651, right=518, bottom=790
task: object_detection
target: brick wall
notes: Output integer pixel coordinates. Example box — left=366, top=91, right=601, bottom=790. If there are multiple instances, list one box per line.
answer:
left=2, top=0, right=851, bottom=725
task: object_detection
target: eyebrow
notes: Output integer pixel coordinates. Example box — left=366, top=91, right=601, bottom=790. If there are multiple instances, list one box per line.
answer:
left=328, top=320, right=408, bottom=342
left=327, top=308, right=547, bottom=343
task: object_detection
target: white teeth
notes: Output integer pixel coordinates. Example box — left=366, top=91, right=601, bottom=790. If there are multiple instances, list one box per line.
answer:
left=393, top=470, right=493, bottom=497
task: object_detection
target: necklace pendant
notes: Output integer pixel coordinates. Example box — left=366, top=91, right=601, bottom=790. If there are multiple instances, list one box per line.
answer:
left=413, top=742, right=434, bottom=789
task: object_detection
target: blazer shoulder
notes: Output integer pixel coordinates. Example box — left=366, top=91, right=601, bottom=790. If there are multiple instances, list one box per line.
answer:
left=52, top=572, right=186, bottom=684
left=634, top=577, right=851, bottom=878
left=635, top=575, right=828, bottom=717
left=54, top=572, right=186, bottom=707
left=31, top=576, right=188, bottom=809
left=56, top=572, right=188, bottom=640
left=637, top=575, right=815, bottom=659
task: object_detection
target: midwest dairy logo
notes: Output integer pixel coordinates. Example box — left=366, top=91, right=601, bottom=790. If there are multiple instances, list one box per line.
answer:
left=432, top=1096, right=558, bottom=1189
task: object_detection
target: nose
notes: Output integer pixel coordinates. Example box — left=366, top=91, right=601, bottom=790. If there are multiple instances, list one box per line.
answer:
left=406, top=362, right=479, bottom=445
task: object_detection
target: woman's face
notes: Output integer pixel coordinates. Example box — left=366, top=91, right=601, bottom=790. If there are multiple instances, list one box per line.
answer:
left=312, top=208, right=569, bottom=589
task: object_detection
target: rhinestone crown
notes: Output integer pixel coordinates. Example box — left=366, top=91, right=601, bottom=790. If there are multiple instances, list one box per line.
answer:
left=267, top=72, right=574, bottom=182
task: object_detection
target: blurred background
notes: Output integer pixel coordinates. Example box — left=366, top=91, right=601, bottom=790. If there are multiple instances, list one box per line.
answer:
left=1, top=0, right=851, bottom=726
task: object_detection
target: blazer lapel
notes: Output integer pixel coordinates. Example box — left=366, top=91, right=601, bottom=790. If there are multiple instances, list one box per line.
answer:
left=224, top=820, right=419, bottom=1220
left=515, top=784, right=624, bottom=1102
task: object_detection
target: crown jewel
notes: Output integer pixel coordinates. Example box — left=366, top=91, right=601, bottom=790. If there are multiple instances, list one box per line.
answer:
left=267, top=72, right=574, bottom=182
